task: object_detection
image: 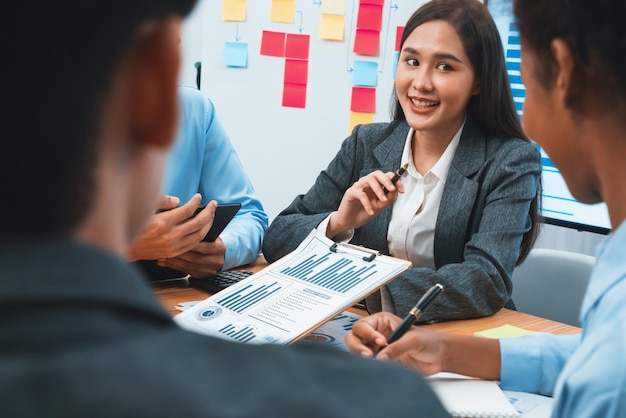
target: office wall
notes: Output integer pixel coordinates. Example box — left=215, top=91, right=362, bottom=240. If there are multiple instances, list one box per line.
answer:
left=180, top=0, right=605, bottom=257
left=184, top=0, right=425, bottom=222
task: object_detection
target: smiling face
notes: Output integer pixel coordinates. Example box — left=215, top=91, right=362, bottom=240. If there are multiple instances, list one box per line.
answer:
left=395, top=20, right=479, bottom=140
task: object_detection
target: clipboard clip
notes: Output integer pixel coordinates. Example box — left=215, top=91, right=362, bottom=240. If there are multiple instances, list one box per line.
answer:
left=329, top=242, right=379, bottom=262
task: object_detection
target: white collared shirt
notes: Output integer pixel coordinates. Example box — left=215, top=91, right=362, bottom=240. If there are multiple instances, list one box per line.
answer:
left=387, top=124, right=462, bottom=269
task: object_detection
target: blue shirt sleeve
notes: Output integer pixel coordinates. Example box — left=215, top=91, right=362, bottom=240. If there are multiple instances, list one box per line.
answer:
left=162, top=85, right=268, bottom=270
left=499, top=333, right=579, bottom=396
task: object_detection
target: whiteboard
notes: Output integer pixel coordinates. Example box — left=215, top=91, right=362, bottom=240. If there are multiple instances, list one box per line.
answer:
left=183, top=0, right=426, bottom=221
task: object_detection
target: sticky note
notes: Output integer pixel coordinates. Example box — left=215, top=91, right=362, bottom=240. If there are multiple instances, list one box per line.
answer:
left=319, top=14, right=344, bottom=41
left=392, top=51, right=400, bottom=78
left=285, top=33, right=310, bottom=59
left=352, top=60, right=378, bottom=87
left=350, top=86, right=376, bottom=113
left=349, top=111, right=375, bottom=134
left=284, top=59, right=308, bottom=85
left=223, top=42, right=248, bottom=68
left=260, top=30, right=286, bottom=57
left=395, top=26, right=404, bottom=51
left=353, top=29, right=380, bottom=56
left=271, top=0, right=295, bottom=23
left=283, top=83, right=307, bottom=108
left=222, top=0, right=246, bottom=22
left=321, top=0, right=346, bottom=15
left=356, top=4, right=383, bottom=31
left=474, top=324, right=538, bottom=339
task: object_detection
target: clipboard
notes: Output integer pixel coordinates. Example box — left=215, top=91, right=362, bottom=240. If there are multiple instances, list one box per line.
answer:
left=174, top=228, right=411, bottom=344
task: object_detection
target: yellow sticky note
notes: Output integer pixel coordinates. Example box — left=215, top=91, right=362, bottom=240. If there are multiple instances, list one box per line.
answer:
left=319, top=14, right=344, bottom=41
left=271, top=0, right=295, bottom=23
left=349, top=112, right=374, bottom=135
left=474, top=324, right=538, bottom=339
left=222, top=0, right=246, bottom=22
left=321, top=0, right=346, bottom=15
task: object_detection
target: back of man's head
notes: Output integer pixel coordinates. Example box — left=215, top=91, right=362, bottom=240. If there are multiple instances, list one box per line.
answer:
left=2, top=1, right=197, bottom=240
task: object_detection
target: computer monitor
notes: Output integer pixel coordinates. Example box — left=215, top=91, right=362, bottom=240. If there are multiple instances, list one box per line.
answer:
left=539, top=149, right=611, bottom=235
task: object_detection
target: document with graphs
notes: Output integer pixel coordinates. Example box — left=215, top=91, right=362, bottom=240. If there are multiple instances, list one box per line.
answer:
left=174, top=228, right=411, bottom=344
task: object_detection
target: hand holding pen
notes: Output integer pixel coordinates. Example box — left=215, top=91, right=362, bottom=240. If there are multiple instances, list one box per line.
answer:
left=382, top=163, right=409, bottom=194
left=373, top=283, right=444, bottom=358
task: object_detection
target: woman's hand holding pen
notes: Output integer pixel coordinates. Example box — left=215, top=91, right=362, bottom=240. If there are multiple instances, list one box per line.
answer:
left=345, top=312, right=448, bottom=377
left=327, top=170, right=406, bottom=237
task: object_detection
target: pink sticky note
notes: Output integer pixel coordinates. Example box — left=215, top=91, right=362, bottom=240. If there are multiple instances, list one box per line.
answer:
left=284, top=59, right=308, bottom=85
left=260, top=30, right=286, bottom=57
left=353, top=29, right=380, bottom=56
left=357, top=4, right=383, bottom=31
left=359, top=0, right=384, bottom=5
left=285, top=33, right=310, bottom=59
left=283, top=83, right=307, bottom=108
left=395, top=26, right=404, bottom=51
left=350, top=87, right=376, bottom=113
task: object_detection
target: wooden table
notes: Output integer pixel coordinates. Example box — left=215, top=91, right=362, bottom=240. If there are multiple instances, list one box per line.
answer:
left=152, top=256, right=581, bottom=336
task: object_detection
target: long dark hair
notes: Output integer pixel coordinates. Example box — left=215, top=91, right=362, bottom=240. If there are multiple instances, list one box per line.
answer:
left=391, top=0, right=541, bottom=264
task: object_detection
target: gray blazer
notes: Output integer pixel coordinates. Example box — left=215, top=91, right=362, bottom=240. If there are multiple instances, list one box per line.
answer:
left=262, top=117, right=542, bottom=321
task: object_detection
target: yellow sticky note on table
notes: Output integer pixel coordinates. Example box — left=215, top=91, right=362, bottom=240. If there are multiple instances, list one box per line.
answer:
left=474, top=324, right=537, bottom=338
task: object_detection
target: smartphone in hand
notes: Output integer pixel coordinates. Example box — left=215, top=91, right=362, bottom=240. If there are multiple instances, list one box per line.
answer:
left=156, top=202, right=241, bottom=242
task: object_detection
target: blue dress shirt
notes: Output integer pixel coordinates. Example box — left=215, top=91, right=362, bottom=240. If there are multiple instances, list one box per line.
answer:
left=500, top=221, right=626, bottom=417
left=161, top=85, right=268, bottom=270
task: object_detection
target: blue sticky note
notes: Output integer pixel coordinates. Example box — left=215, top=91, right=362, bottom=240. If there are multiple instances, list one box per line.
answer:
left=352, top=60, right=378, bottom=87
left=393, top=51, right=399, bottom=78
left=224, top=42, right=248, bottom=68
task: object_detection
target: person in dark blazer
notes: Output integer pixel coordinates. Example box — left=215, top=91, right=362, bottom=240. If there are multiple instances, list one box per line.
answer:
left=0, top=1, right=450, bottom=417
left=262, top=0, right=542, bottom=322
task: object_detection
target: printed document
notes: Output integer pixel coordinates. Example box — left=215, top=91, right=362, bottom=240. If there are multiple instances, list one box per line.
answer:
left=174, top=228, right=410, bottom=344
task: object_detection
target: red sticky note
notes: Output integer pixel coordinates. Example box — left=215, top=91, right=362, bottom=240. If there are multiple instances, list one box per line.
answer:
left=359, top=0, right=384, bottom=5
left=260, top=30, right=286, bottom=57
left=357, top=4, right=383, bottom=31
left=395, top=26, right=404, bottom=51
left=285, top=33, right=310, bottom=59
left=284, top=59, right=308, bottom=85
left=353, top=29, right=380, bottom=56
left=350, top=87, right=376, bottom=113
left=283, top=83, right=307, bottom=108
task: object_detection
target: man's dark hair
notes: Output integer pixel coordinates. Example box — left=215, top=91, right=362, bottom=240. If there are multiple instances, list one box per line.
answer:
left=514, top=0, right=626, bottom=111
left=3, top=1, right=197, bottom=239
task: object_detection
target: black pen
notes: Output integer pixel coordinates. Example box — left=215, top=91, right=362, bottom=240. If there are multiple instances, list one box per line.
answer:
left=382, top=163, right=409, bottom=194
left=374, top=284, right=444, bottom=358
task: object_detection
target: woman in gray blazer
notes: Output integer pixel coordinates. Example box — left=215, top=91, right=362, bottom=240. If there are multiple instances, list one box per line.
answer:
left=262, top=0, right=542, bottom=322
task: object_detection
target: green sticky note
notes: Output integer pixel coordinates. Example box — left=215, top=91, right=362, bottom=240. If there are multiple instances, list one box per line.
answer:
left=474, top=324, right=537, bottom=339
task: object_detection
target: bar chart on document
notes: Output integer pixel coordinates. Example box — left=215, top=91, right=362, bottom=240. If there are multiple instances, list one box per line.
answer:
left=174, top=229, right=411, bottom=345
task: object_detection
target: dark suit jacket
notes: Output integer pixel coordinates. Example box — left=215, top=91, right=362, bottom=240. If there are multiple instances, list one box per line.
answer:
left=262, top=118, right=542, bottom=321
left=0, top=240, right=448, bottom=418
